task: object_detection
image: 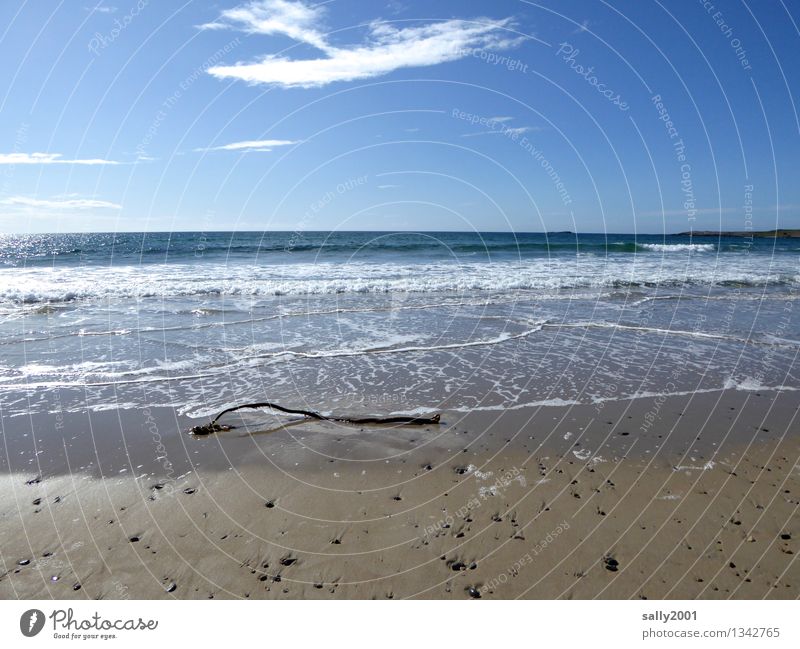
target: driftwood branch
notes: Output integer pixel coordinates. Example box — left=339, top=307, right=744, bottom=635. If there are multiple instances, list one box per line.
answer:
left=189, top=401, right=440, bottom=436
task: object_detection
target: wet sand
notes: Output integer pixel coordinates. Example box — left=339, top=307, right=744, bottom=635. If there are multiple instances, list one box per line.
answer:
left=1, top=388, right=798, bottom=599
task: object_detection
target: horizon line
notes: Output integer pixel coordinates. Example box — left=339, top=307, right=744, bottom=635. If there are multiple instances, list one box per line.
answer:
left=2, top=229, right=793, bottom=236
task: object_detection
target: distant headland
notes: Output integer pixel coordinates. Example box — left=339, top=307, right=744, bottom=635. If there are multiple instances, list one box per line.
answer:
left=676, top=229, right=800, bottom=238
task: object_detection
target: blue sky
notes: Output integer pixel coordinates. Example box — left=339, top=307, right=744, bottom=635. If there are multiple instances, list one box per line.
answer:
left=0, top=0, right=798, bottom=233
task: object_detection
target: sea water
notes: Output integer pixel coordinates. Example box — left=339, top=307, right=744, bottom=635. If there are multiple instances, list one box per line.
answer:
left=0, top=231, right=797, bottom=420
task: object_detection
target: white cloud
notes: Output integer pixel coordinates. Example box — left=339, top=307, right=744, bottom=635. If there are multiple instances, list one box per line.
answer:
left=461, top=124, right=541, bottom=137
left=86, top=4, right=117, bottom=13
left=572, top=19, right=590, bottom=34
left=203, top=0, right=522, bottom=88
left=201, top=0, right=330, bottom=51
left=0, top=152, right=119, bottom=165
left=194, top=139, right=300, bottom=153
left=1, top=196, right=121, bottom=209
left=506, top=126, right=537, bottom=135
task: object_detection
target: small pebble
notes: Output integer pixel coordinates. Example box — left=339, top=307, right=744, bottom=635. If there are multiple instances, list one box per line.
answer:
left=466, top=586, right=481, bottom=599
left=165, top=582, right=177, bottom=593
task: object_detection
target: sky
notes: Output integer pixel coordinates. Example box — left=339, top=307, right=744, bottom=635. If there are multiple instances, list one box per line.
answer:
left=0, top=0, right=798, bottom=234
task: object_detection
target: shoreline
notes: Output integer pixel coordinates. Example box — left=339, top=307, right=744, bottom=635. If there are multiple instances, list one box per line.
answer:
left=1, top=388, right=798, bottom=599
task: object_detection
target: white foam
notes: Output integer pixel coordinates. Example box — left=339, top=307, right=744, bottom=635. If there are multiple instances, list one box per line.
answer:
left=674, top=461, right=716, bottom=471
left=0, top=255, right=793, bottom=305
left=637, top=243, right=715, bottom=252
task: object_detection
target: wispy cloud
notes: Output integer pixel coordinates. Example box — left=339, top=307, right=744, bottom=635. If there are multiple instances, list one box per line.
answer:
left=572, top=19, right=590, bottom=34
left=202, top=0, right=523, bottom=88
left=200, top=0, right=330, bottom=51
left=459, top=114, right=542, bottom=138
left=85, top=4, right=117, bottom=14
left=194, top=138, right=300, bottom=153
left=1, top=196, right=121, bottom=209
left=0, top=152, right=119, bottom=165
left=461, top=125, right=540, bottom=138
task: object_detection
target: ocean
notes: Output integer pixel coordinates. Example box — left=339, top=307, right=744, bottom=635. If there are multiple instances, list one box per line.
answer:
left=0, top=231, right=798, bottom=424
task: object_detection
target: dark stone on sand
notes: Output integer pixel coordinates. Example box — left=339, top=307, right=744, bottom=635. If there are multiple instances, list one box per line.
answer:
left=265, top=501, right=275, bottom=508
left=72, top=583, right=81, bottom=591
left=392, top=495, right=402, bottom=501
left=466, top=586, right=481, bottom=599
left=25, top=476, right=42, bottom=485
left=32, top=498, right=41, bottom=506
left=280, top=557, right=296, bottom=566
left=455, top=466, right=469, bottom=475
left=781, top=533, right=792, bottom=540
left=166, top=582, right=177, bottom=593
left=129, top=536, right=140, bottom=543
left=183, top=487, right=196, bottom=495
left=18, top=559, right=30, bottom=566
left=451, top=561, right=467, bottom=571
left=604, top=556, right=619, bottom=572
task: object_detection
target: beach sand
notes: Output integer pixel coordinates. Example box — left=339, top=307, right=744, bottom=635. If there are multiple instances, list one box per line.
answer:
left=1, top=388, right=798, bottom=599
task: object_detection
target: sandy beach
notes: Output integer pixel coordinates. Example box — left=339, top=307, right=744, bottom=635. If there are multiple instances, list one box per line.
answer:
left=2, top=387, right=797, bottom=600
